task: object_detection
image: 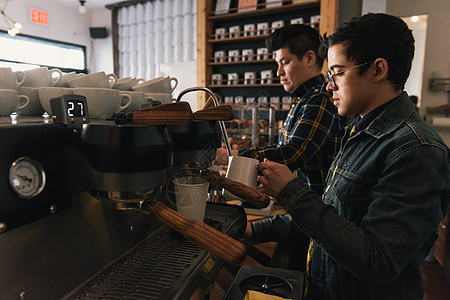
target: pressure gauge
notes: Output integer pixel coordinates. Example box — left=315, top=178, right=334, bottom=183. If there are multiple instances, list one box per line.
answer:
left=9, top=157, right=46, bottom=199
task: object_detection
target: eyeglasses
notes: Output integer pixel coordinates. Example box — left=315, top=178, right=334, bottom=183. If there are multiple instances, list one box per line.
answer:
left=325, top=61, right=373, bottom=88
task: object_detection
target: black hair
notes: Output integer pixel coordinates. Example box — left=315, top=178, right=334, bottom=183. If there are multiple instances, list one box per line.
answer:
left=266, top=24, right=324, bottom=68
left=319, top=13, right=414, bottom=90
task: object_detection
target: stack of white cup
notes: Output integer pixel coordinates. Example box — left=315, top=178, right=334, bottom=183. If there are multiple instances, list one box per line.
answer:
left=0, top=67, right=30, bottom=116
left=131, top=76, right=178, bottom=106
left=5, top=66, right=181, bottom=119
left=63, top=71, right=135, bottom=119
left=111, top=76, right=150, bottom=113
left=15, top=67, right=66, bottom=117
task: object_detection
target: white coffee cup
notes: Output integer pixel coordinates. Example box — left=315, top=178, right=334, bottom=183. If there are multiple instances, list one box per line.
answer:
left=68, top=71, right=118, bottom=89
left=223, top=156, right=259, bottom=201
left=0, top=67, right=25, bottom=89
left=144, top=92, right=173, bottom=105
left=131, top=76, right=178, bottom=93
left=113, top=77, right=145, bottom=91
left=73, top=87, right=132, bottom=119
left=244, top=72, right=257, bottom=85
left=16, top=67, right=63, bottom=87
left=56, top=72, right=85, bottom=87
left=17, top=87, right=45, bottom=116
left=172, top=176, right=210, bottom=222
left=0, top=89, right=30, bottom=116
left=38, top=87, right=74, bottom=115
left=119, top=91, right=152, bottom=113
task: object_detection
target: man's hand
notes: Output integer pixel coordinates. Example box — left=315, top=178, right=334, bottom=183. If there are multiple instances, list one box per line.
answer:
left=258, top=158, right=295, bottom=198
left=215, top=147, right=238, bottom=165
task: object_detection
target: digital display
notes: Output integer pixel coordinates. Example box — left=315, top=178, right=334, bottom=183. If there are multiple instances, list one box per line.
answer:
left=66, top=100, right=85, bottom=117
left=50, top=94, right=89, bottom=128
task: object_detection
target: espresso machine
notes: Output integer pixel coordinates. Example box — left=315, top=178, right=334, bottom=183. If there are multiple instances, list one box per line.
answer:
left=0, top=89, right=254, bottom=299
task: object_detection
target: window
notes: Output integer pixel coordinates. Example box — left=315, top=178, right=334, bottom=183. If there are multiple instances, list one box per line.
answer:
left=0, top=30, right=86, bottom=73
left=110, top=0, right=196, bottom=79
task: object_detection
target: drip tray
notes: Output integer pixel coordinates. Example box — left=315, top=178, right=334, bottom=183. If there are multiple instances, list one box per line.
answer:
left=224, top=265, right=304, bottom=300
left=65, top=227, right=204, bottom=300
left=65, top=202, right=246, bottom=300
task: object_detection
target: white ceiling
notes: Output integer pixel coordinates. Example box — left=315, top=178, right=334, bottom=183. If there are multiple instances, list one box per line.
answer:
left=51, top=0, right=119, bottom=10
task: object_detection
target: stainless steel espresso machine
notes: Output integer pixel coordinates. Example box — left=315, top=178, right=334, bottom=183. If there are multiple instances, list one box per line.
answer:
left=0, top=88, right=257, bottom=299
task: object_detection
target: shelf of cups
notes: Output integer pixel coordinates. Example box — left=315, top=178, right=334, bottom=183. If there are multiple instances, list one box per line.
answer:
left=228, top=104, right=290, bottom=112
left=209, top=32, right=269, bottom=43
left=209, top=56, right=275, bottom=66
left=209, top=0, right=320, bottom=21
left=209, top=22, right=318, bottom=44
left=208, top=77, right=281, bottom=88
left=208, top=84, right=281, bottom=88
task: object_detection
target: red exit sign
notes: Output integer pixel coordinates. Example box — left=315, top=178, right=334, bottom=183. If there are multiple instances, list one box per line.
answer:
left=30, top=8, right=49, bottom=26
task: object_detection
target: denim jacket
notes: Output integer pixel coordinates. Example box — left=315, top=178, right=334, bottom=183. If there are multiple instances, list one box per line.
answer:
left=271, top=93, right=449, bottom=299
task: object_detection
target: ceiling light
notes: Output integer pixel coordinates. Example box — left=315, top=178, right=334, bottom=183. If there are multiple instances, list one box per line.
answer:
left=411, top=16, right=419, bottom=23
left=0, top=3, right=22, bottom=37
left=78, top=0, right=87, bottom=14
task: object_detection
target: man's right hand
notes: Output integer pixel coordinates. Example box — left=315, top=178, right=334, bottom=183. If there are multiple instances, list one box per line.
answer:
left=215, top=147, right=238, bottom=165
left=258, top=158, right=295, bottom=199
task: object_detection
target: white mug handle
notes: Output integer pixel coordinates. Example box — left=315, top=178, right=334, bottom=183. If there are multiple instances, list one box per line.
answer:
left=107, top=73, right=118, bottom=88
left=16, top=95, right=30, bottom=111
left=119, top=94, right=132, bottom=111
left=15, top=71, right=26, bottom=88
left=145, top=96, right=161, bottom=106
left=141, top=97, right=153, bottom=108
left=50, top=69, right=63, bottom=86
left=170, top=77, right=178, bottom=92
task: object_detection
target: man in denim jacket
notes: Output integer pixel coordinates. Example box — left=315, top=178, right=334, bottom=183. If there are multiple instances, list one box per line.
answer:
left=256, top=13, right=450, bottom=299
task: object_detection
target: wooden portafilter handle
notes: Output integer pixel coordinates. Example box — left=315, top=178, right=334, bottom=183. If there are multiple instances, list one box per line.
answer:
left=150, top=202, right=247, bottom=266
left=204, top=170, right=271, bottom=208
left=116, top=102, right=193, bottom=125
left=193, top=105, right=234, bottom=121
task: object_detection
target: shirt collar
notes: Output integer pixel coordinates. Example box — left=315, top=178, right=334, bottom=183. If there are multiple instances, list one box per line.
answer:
left=351, top=93, right=414, bottom=137
left=352, top=98, right=396, bottom=134
left=291, top=74, right=326, bottom=100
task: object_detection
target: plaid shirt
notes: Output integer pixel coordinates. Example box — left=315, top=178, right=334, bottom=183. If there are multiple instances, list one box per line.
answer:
left=239, top=75, right=346, bottom=194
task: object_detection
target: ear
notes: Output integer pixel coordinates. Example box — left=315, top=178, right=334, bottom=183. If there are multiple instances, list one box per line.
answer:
left=303, top=50, right=316, bottom=66
left=373, top=58, right=389, bottom=82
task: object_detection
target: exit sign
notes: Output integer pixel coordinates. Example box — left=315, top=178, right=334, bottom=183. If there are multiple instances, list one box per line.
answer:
left=30, top=8, right=49, bottom=26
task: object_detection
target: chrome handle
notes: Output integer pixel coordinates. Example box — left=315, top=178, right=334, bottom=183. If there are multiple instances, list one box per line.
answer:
left=176, top=87, right=232, bottom=157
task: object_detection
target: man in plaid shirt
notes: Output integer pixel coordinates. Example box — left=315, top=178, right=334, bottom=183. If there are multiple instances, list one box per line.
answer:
left=216, top=24, right=347, bottom=270
left=217, top=24, right=347, bottom=194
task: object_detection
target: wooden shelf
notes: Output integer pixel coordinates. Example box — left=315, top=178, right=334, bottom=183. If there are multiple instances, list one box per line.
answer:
left=209, top=1, right=320, bottom=21
left=209, top=59, right=275, bottom=66
left=230, top=104, right=281, bottom=109
left=227, top=105, right=290, bottom=113
left=209, top=23, right=318, bottom=43
left=197, top=0, right=339, bottom=108
left=208, top=84, right=282, bottom=88
left=208, top=34, right=269, bottom=44
left=233, top=107, right=290, bottom=112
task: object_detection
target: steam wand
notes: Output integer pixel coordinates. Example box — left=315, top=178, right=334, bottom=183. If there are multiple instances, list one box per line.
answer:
left=176, top=87, right=233, bottom=157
